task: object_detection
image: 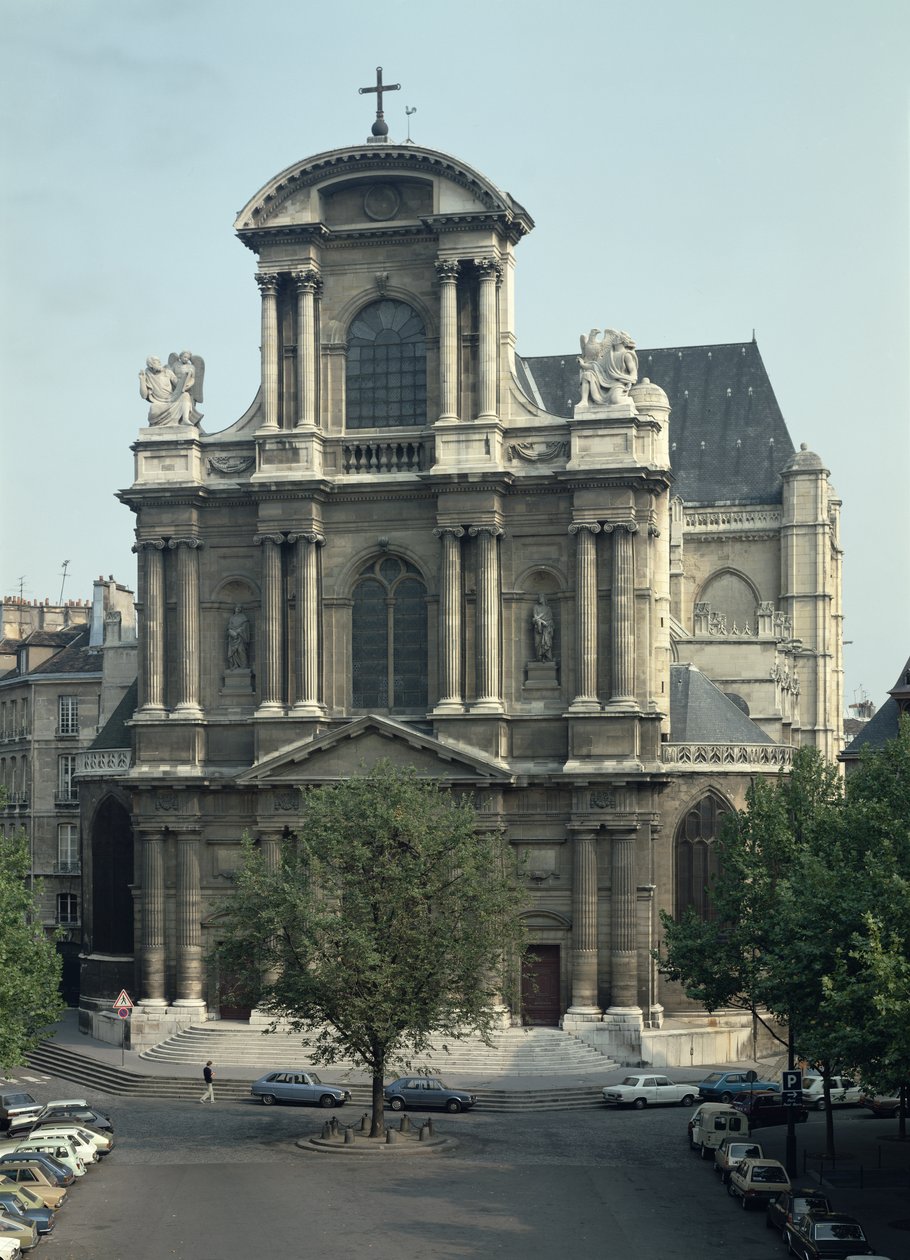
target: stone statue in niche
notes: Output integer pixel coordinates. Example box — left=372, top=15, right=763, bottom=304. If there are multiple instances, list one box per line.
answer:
left=139, top=351, right=204, bottom=426
left=226, top=605, right=251, bottom=669
left=577, top=328, right=638, bottom=407
left=531, top=594, right=555, bottom=662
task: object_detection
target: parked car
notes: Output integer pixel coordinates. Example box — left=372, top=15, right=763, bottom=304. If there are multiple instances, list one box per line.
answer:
left=602, top=1075, right=697, bottom=1109
left=766, top=1187, right=835, bottom=1235
left=733, top=1090, right=809, bottom=1128
left=0, top=1152, right=75, bottom=1190
left=0, top=1182, right=56, bottom=1219
left=860, top=1094, right=900, bottom=1118
left=25, top=1126, right=99, bottom=1166
left=727, top=1156, right=790, bottom=1209
left=0, top=1097, right=40, bottom=1135
left=28, top=1101, right=113, bottom=1135
left=0, top=1237, right=21, bottom=1260
left=30, top=1123, right=112, bottom=1158
left=689, top=1103, right=751, bottom=1158
left=0, top=1212, right=37, bottom=1252
left=713, top=1138, right=763, bottom=1182
left=697, top=1070, right=780, bottom=1104
left=383, top=1078, right=477, bottom=1113
left=784, top=1211, right=875, bottom=1258
left=0, top=1195, right=53, bottom=1238
left=250, top=1071, right=351, bottom=1109
left=802, top=1077, right=863, bottom=1110
left=4, top=1140, right=86, bottom=1178
left=0, top=1162, right=70, bottom=1207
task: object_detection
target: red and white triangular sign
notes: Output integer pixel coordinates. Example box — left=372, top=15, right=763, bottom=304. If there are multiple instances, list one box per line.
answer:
left=112, top=989, right=134, bottom=1010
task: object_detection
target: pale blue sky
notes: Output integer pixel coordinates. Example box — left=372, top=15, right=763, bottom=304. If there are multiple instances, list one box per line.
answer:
left=1, top=0, right=907, bottom=708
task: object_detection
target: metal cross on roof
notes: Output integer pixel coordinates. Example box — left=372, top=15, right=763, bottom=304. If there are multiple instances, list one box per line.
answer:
left=359, top=66, right=400, bottom=138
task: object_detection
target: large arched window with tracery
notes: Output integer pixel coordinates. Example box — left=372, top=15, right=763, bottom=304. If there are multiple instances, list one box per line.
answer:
left=352, top=556, right=428, bottom=711
left=674, top=794, right=729, bottom=920
left=346, top=299, right=427, bottom=429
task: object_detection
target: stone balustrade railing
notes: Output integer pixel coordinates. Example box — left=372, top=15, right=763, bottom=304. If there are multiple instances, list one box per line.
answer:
left=661, top=742, right=793, bottom=770
left=76, top=748, right=132, bottom=776
left=342, top=439, right=430, bottom=474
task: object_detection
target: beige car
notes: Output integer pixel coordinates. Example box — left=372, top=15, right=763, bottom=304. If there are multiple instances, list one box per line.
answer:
left=0, top=1165, right=68, bottom=1209
left=0, top=1182, right=53, bottom=1216
left=727, top=1156, right=790, bottom=1209
left=713, top=1137, right=764, bottom=1182
left=689, top=1103, right=751, bottom=1159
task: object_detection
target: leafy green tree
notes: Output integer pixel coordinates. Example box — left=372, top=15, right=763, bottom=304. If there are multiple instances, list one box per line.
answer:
left=0, top=812, right=64, bottom=1070
left=213, top=762, right=528, bottom=1136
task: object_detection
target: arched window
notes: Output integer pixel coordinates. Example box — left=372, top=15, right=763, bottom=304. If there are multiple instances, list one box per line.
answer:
left=346, top=300, right=427, bottom=429
left=675, top=794, right=729, bottom=920
left=352, top=556, right=428, bottom=711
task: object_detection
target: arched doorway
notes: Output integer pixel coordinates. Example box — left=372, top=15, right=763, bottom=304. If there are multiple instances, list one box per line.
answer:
left=91, top=797, right=134, bottom=953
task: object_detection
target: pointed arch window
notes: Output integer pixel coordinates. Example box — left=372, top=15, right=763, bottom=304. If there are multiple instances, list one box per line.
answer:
left=674, top=794, right=729, bottom=920
left=351, top=556, right=428, bottom=711
left=346, top=299, right=427, bottom=429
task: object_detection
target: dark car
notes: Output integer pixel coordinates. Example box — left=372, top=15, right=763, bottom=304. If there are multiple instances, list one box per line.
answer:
left=0, top=1152, right=75, bottom=1188
left=0, top=1193, right=54, bottom=1237
left=784, top=1211, right=874, bottom=1259
left=733, top=1090, right=809, bottom=1128
left=29, top=1104, right=113, bottom=1135
left=0, top=1095, right=41, bottom=1133
left=697, top=1071, right=779, bottom=1104
left=383, top=1077, right=476, bottom=1113
left=766, top=1187, right=835, bottom=1235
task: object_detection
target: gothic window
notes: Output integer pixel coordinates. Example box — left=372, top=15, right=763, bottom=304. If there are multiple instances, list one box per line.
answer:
left=675, top=794, right=729, bottom=920
left=346, top=300, right=427, bottom=429
left=351, top=556, right=428, bottom=711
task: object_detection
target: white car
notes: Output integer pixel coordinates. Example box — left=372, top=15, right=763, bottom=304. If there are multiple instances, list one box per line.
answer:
left=0, top=1235, right=21, bottom=1259
left=31, top=1123, right=111, bottom=1158
left=602, top=1074, right=698, bottom=1109
left=801, top=1075, right=863, bottom=1109
left=5, top=1139, right=86, bottom=1178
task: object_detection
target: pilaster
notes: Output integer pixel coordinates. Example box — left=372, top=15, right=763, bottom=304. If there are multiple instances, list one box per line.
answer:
left=289, top=530, right=325, bottom=715
left=469, top=525, right=503, bottom=712
left=433, top=526, right=465, bottom=712
left=568, top=523, right=601, bottom=711
left=173, top=833, right=205, bottom=1009
left=255, top=533, right=285, bottom=714
left=256, top=272, right=280, bottom=430
left=140, top=833, right=167, bottom=1009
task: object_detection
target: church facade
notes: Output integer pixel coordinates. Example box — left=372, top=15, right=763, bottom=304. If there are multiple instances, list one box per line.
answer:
left=81, top=126, right=843, bottom=1060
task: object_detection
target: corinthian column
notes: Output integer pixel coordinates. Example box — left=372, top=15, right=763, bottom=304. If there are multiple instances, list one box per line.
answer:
left=469, top=525, right=503, bottom=711
left=134, top=539, right=166, bottom=713
left=173, top=834, right=205, bottom=1008
left=607, top=523, right=638, bottom=708
left=289, top=531, right=325, bottom=714
left=256, top=272, right=280, bottom=429
left=569, top=523, right=601, bottom=711
left=606, top=829, right=641, bottom=1019
left=475, top=258, right=501, bottom=420
left=567, top=826, right=601, bottom=1016
left=255, top=533, right=285, bottom=713
left=433, top=526, right=465, bottom=712
left=140, top=834, right=167, bottom=1008
left=293, top=270, right=320, bottom=428
left=436, top=260, right=460, bottom=421
left=169, top=538, right=203, bottom=716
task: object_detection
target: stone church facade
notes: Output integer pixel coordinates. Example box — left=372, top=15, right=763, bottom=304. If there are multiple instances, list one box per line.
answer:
left=80, top=132, right=843, bottom=1061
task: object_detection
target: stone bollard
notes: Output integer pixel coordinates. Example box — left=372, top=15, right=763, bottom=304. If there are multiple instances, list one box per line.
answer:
left=360, top=1112, right=369, bottom=1133
left=330, top=1115, right=340, bottom=1135
left=400, top=1114, right=411, bottom=1134
left=344, top=1125, right=355, bottom=1145
left=419, top=1122, right=428, bottom=1141
left=425, top=1117, right=434, bottom=1137
left=321, top=1122, right=331, bottom=1139
left=386, top=1127, right=397, bottom=1144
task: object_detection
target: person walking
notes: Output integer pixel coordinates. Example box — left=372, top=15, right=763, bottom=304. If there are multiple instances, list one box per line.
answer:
left=199, top=1060, right=215, bottom=1104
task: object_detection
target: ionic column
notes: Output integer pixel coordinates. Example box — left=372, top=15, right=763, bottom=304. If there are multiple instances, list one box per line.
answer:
left=256, top=272, right=280, bottom=429
left=293, top=270, right=320, bottom=428
left=569, top=523, right=601, bottom=710
left=469, top=525, right=503, bottom=711
left=606, top=829, right=640, bottom=1015
left=607, top=523, right=638, bottom=708
left=255, top=533, right=285, bottom=713
left=260, top=834, right=282, bottom=988
left=475, top=258, right=501, bottom=419
left=567, top=827, right=601, bottom=1015
left=174, top=834, right=205, bottom=1007
left=134, top=539, right=166, bottom=713
left=433, top=526, right=465, bottom=711
left=169, top=538, right=203, bottom=715
left=436, top=260, right=460, bottom=421
left=289, top=531, right=325, bottom=714
left=140, top=834, right=167, bottom=1008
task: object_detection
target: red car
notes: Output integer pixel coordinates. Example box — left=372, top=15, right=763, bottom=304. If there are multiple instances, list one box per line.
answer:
left=733, top=1090, right=809, bottom=1128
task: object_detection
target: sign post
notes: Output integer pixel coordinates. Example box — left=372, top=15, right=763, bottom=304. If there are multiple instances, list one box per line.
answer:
left=112, top=991, right=134, bottom=1067
left=782, top=1068, right=803, bottom=1107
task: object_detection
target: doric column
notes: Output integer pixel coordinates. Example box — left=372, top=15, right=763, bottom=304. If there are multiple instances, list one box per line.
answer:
left=606, top=523, right=638, bottom=707
left=569, top=523, right=601, bottom=710
left=475, top=258, right=501, bottom=419
left=289, top=531, right=325, bottom=714
left=293, top=269, right=320, bottom=428
left=169, top=538, right=203, bottom=715
left=173, top=833, right=205, bottom=1007
left=567, top=826, right=601, bottom=1015
left=134, top=539, right=166, bottom=713
left=255, top=533, right=285, bottom=713
left=433, top=526, right=465, bottom=711
left=469, top=525, right=503, bottom=710
left=256, top=272, right=280, bottom=429
left=436, top=260, right=460, bottom=421
left=140, top=834, right=167, bottom=1008
left=606, top=829, right=640, bottom=1015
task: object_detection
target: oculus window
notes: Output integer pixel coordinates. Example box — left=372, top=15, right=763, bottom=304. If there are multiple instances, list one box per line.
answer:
left=352, top=556, right=428, bottom=711
left=346, top=300, right=427, bottom=429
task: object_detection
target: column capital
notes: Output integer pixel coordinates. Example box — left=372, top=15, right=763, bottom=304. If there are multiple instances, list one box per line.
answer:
left=255, top=271, right=281, bottom=295
left=474, top=257, right=503, bottom=283
left=167, top=536, right=204, bottom=551
left=569, top=521, right=601, bottom=537
left=291, top=268, right=322, bottom=294
left=254, top=532, right=286, bottom=546
left=602, top=520, right=639, bottom=534
left=132, top=537, right=167, bottom=553
left=433, top=525, right=465, bottom=540
left=468, top=524, right=504, bottom=539
left=287, top=530, right=326, bottom=546
left=435, top=259, right=461, bottom=283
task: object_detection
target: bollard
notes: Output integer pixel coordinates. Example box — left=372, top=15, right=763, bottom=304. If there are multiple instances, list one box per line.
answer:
left=321, top=1122, right=331, bottom=1139
left=425, top=1116, right=434, bottom=1137
left=386, top=1127, right=397, bottom=1144
left=344, top=1125, right=355, bottom=1144
left=400, top=1114, right=411, bottom=1134
left=360, top=1112, right=369, bottom=1133
left=419, top=1122, right=428, bottom=1141
left=330, top=1115, right=340, bottom=1135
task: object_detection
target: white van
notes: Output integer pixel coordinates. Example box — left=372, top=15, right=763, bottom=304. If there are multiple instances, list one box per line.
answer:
left=689, top=1103, right=750, bottom=1158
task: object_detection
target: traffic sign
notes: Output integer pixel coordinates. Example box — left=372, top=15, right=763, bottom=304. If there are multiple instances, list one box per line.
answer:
left=782, top=1069, right=802, bottom=1092
left=117, top=1007, right=130, bottom=1020
left=112, top=989, right=133, bottom=1010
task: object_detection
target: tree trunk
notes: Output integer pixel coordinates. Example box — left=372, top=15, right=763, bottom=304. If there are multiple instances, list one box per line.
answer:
left=370, top=1053, right=386, bottom=1139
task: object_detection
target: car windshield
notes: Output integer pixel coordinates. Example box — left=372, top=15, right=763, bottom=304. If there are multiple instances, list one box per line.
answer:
left=794, top=1196, right=829, bottom=1213
left=813, top=1223, right=864, bottom=1240
left=750, top=1166, right=786, bottom=1183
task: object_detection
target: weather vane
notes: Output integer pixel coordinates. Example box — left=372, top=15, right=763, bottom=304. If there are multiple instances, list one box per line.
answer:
left=358, top=66, right=401, bottom=139
left=405, top=105, right=417, bottom=142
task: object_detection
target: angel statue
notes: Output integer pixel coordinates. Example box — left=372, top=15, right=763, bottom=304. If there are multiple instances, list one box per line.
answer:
left=139, top=350, right=205, bottom=427
left=577, top=328, right=638, bottom=407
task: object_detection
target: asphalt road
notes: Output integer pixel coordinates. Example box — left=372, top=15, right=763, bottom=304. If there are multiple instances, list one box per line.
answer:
left=23, top=1084, right=910, bottom=1260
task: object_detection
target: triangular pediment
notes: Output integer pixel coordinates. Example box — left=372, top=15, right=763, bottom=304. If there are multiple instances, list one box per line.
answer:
left=237, top=715, right=513, bottom=785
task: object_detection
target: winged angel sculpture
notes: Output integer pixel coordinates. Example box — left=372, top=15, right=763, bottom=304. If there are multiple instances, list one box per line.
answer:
left=139, top=351, right=205, bottom=427
left=577, top=328, right=638, bottom=407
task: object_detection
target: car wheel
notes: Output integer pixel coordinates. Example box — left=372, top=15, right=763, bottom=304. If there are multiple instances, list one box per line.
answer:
left=740, top=1194, right=750, bottom=1210
left=445, top=1099, right=462, bottom=1114
left=815, top=1097, right=826, bottom=1111
left=679, top=1093, right=695, bottom=1107
left=699, top=1144, right=710, bottom=1160
left=726, top=1181, right=736, bottom=1197
left=389, top=1097, right=405, bottom=1112
left=260, top=1094, right=276, bottom=1106
left=720, top=1092, right=733, bottom=1104
left=632, top=1098, right=646, bottom=1110
left=319, top=1094, right=336, bottom=1109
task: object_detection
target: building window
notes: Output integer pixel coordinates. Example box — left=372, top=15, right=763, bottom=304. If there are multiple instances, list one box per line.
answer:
left=57, top=824, right=80, bottom=873
left=346, top=299, right=427, bottom=430
left=674, top=794, right=729, bottom=920
left=57, top=754, right=78, bottom=804
left=56, top=893, right=79, bottom=925
left=351, top=556, right=428, bottom=711
left=57, top=695, right=79, bottom=737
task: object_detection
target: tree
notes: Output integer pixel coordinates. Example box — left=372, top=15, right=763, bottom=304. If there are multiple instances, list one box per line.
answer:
left=213, top=762, right=528, bottom=1136
left=0, top=812, right=64, bottom=1070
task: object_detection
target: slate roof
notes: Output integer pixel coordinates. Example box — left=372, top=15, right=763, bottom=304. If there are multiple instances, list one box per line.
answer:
left=90, top=679, right=138, bottom=750
left=669, top=663, right=775, bottom=744
left=518, top=340, right=795, bottom=504
left=841, top=654, right=910, bottom=759
left=28, top=628, right=99, bottom=676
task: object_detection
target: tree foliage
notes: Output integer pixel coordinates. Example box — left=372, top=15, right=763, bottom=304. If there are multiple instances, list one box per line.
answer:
left=213, top=762, right=528, bottom=1135
left=0, top=818, right=64, bottom=1070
